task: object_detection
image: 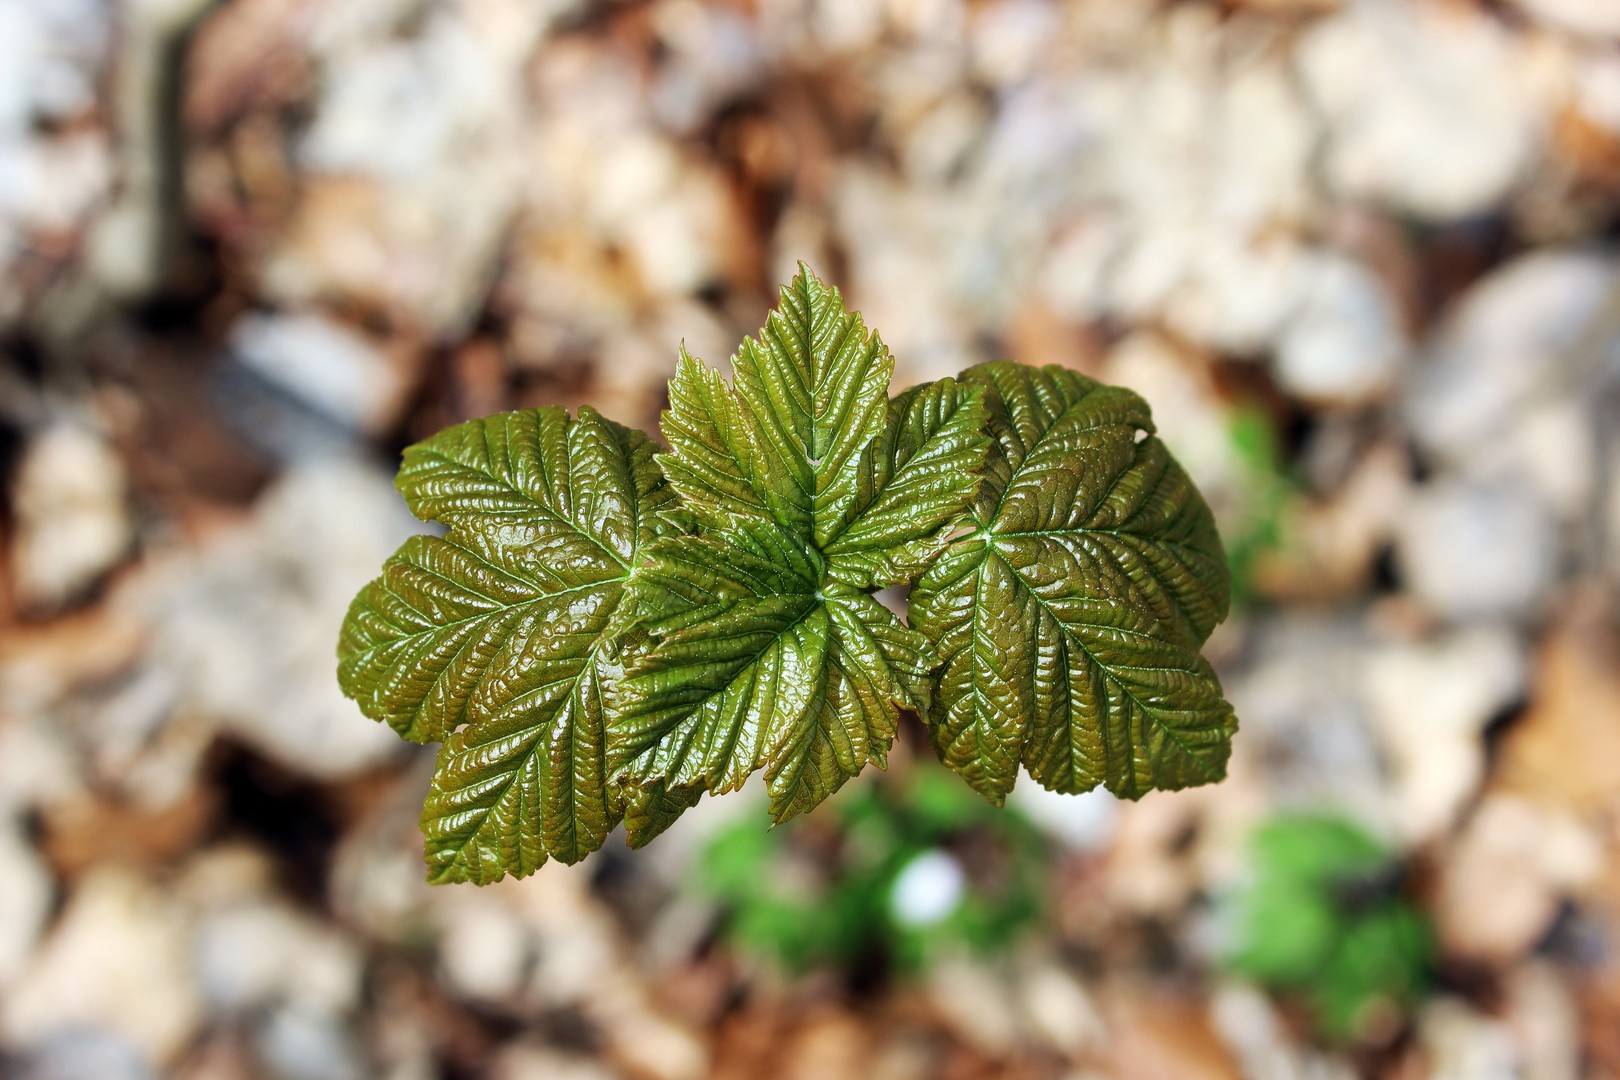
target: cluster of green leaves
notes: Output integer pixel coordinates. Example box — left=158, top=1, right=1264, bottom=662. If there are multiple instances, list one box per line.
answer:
left=696, top=766, right=1046, bottom=975
left=1223, top=814, right=1433, bottom=1042
left=337, top=265, right=1236, bottom=884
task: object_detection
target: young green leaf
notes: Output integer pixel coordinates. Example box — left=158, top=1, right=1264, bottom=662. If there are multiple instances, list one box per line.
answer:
left=611, top=521, right=834, bottom=805
left=909, top=362, right=1235, bottom=804
left=335, top=266, right=1242, bottom=886
left=337, top=407, right=676, bottom=882
left=611, top=267, right=989, bottom=822
left=622, top=777, right=706, bottom=849
left=824, top=378, right=999, bottom=589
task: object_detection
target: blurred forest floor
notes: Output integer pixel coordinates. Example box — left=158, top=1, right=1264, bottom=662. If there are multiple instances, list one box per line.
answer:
left=4, top=1, right=1620, bottom=1078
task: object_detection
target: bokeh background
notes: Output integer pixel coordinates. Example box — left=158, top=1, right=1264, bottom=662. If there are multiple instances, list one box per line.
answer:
left=3, top=0, right=1620, bottom=1077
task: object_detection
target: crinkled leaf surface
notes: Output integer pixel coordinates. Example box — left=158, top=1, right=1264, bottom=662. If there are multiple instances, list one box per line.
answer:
left=335, top=267, right=1240, bottom=886
left=909, top=362, right=1235, bottom=803
left=337, top=407, right=675, bottom=882
left=612, top=267, right=988, bottom=822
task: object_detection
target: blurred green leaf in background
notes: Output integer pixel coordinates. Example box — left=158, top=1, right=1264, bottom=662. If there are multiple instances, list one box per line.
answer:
left=1223, top=813, right=1433, bottom=1043
left=694, top=764, right=1048, bottom=977
left=1222, top=404, right=1299, bottom=609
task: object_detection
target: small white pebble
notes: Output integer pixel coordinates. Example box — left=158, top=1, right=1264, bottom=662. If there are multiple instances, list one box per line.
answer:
left=889, top=850, right=966, bottom=928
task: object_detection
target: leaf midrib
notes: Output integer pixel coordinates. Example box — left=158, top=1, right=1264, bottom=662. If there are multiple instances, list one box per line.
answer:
left=983, top=385, right=1143, bottom=530
left=819, top=384, right=978, bottom=559
left=427, top=638, right=608, bottom=879
left=988, top=548, right=1226, bottom=787
left=629, top=589, right=825, bottom=782
left=357, top=574, right=615, bottom=665
left=409, top=447, right=634, bottom=572
left=988, top=529, right=1225, bottom=621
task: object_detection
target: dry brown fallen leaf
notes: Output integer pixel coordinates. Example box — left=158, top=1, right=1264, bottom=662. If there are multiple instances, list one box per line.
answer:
left=1497, top=591, right=1620, bottom=815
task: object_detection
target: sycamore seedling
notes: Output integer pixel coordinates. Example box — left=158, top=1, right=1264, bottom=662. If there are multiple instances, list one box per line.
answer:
left=338, top=266, right=1236, bottom=884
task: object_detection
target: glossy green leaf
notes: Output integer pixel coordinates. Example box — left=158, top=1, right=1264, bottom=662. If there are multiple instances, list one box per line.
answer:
left=909, top=362, right=1235, bottom=803
left=612, top=267, right=984, bottom=822
left=663, top=265, right=892, bottom=542
left=337, top=407, right=675, bottom=882
left=621, top=778, right=705, bottom=849
left=335, top=265, right=1241, bottom=886
left=612, top=526, right=933, bottom=824
left=611, top=522, right=829, bottom=803
left=823, top=377, right=991, bottom=589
